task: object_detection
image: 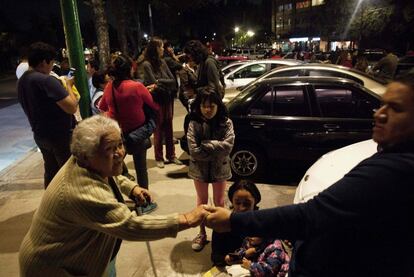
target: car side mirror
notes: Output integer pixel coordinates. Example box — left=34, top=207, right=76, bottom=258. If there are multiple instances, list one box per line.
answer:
left=228, top=75, right=234, bottom=81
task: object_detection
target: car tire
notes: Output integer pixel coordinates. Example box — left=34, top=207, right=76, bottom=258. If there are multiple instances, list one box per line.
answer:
left=230, top=145, right=265, bottom=179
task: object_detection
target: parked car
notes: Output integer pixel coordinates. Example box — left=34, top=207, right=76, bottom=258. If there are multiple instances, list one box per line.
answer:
left=255, top=63, right=386, bottom=95
left=224, top=63, right=387, bottom=104
left=222, top=59, right=303, bottom=103
left=221, top=60, right=250, bottom=75
left=234, top=48, right=260, bottom=60
left=217, top=55, right=248, bottom=67
left=227, top=76, right=381, bottom=179
left=363, top=49, right=386, bottom=70
left=395, top=55, right=414, bottom=78
left=293, top=139, right=378, bottom=204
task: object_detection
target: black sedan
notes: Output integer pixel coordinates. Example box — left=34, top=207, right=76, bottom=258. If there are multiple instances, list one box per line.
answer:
left=228, top=76, right=381, bottom=179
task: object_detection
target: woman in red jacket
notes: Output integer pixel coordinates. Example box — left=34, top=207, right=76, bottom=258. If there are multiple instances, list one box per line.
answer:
left=99, top=54, right=158, bottom=213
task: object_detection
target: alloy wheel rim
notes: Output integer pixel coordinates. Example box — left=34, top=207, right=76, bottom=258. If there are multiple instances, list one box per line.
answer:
left=231, top=150, right=258, bottom=176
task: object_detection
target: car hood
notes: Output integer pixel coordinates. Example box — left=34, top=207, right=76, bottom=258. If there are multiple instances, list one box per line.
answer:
left=293, top=139, right=378, bottom=203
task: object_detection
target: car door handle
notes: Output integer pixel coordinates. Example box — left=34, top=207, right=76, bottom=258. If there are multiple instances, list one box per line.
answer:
left=250, top=121, right=265, bottom=128
left=323, top=124, right=340, bottom=129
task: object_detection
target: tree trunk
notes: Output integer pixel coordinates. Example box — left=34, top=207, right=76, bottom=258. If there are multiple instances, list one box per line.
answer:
left=89, top=0, right=110, bottom=69
left=109, top=0, right=128, bottom=55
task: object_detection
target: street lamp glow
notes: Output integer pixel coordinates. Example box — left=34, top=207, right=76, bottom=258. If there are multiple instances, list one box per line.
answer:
left=247, top=30, right=255, bottom=37
left=234, top=27, right=240, bottom=33
left=143, top=33, right=148, bottom=39
left=213, top=32, right=216, bottom=36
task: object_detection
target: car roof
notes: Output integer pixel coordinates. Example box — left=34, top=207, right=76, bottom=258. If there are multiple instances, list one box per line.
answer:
left=221, top=60, right=249, bottom=70
left=239, top=59, right=303, bottom=65
left=224, top=59, right=304, bottom=77
left=258, top=75, right=365, bottom=86
left=267, top=63, right=387, bottom=84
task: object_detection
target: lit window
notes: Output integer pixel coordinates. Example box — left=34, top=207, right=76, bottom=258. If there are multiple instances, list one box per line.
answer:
left=312, top=0, right=324, bottom=6
left=296, top=1, right=310, bottom=9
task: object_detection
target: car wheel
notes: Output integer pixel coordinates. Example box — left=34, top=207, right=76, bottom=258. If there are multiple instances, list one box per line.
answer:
left=231, top=145, right=264, bottom=179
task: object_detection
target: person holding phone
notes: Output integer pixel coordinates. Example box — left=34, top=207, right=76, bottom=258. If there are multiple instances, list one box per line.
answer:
left=17, top=42, right=78, bottom=188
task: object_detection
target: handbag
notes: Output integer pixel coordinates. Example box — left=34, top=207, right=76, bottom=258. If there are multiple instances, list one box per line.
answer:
left=111, top=84, right=156, bottom=153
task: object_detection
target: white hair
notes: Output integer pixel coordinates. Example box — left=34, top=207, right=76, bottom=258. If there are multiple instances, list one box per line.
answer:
left=71, top=115, right=121, bottom=159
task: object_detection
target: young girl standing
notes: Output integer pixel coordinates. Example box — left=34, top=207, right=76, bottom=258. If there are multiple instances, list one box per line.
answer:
left=187, top=89, right=235, bottom=251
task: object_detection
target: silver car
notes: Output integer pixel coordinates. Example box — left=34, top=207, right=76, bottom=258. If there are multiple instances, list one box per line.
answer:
left=223, top=59, right=303, bottom=103
left=253, top=63, right=387, bottom=96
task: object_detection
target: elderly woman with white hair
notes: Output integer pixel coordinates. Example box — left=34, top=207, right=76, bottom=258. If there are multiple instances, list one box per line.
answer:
left=18, top=115, right=208, bottom=277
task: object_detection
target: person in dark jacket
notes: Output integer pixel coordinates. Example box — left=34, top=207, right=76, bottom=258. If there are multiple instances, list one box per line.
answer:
left=183, top=40, right=225, bottom=98
left=141, top=37, right=182, bottom=168
left=205, top=74, right=414, bottom=277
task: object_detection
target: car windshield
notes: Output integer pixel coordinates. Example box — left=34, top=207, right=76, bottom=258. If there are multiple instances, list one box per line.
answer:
left=227, top=83, right=260, bottom=107
left=223, top=64, right=244, bottom=75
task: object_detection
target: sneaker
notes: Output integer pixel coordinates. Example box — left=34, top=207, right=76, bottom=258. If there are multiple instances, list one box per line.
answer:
left=156, top=161, right=165, bottom=168
left=124, top=173, right=135, bottom=182
left=191, top=233, right=208, bottom=251
left=168, top=157, right=183, bottom=165
left=140, top=202, right=158, bottom=214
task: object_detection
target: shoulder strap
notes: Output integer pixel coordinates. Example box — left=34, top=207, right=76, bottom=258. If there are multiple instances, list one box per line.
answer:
left=111, top=84, right=120, bottom=116
left=108, top=177, right=124, bottom=261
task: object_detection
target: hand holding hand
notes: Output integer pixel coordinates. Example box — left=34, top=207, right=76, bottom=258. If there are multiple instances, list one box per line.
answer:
left=178, top=205, right=210, bottom=230
left=204, top=206, right=232, bottom=232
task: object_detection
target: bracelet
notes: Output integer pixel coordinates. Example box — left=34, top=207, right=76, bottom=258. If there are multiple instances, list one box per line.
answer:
left=183, top=214, right=190, bottom=226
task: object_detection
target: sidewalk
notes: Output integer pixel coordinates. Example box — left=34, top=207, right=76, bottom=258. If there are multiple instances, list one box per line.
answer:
left=0, top=102, right=297, bottom=276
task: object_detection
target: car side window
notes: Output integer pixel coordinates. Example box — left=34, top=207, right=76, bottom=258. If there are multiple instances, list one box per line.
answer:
left=307, top=70, right=364, bottom=85
left=314, top=86, right=379, bottom=118
left=270, top=63, right=283, bottom=69
left=268, top=69, right=302, bottom=78
left=235, top=64, right=266, bottom=79
left=274, top=86, right=309, bottom=116
left=248, top=89, right=273, bottom=115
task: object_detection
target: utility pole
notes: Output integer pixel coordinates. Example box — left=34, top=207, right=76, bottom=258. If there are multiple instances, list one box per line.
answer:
left=60, top=0, right=90, bottom=118
left=148, top=3, right=154, bottom=37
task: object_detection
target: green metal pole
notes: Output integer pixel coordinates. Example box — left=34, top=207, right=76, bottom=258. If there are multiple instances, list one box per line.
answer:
left=60, top=0, right=90, bottom=118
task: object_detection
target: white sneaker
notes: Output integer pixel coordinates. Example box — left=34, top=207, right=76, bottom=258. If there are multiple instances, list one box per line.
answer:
left=156, top=161, right=165, bottom=168
left=191, top=233, right=207, bottom=251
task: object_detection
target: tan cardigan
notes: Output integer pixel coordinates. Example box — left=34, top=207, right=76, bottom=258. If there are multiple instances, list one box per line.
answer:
left=19, top=156, right=179, bottom=276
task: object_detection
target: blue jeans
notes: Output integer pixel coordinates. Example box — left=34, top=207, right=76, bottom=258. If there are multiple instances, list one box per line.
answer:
left=126, top=139, right=149, bottom=189
left=108, top=257, right=117, bottom=277
left=34, top=134, right=71, bottom=188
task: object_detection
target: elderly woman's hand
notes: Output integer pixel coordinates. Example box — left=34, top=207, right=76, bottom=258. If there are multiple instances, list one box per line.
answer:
left=178, top=205, right=211, bottom=230
left=131, top=186, right=152, bottom=205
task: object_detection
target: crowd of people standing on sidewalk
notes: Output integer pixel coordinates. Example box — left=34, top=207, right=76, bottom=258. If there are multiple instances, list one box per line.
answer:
left=15, top=38, right=414, bottom=276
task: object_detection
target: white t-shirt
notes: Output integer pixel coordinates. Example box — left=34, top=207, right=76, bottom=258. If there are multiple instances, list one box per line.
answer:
left=16, top=62, right=29, bottom=79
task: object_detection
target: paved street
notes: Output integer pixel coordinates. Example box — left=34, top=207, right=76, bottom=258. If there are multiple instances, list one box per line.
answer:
left=0, top=82, right=297, bottom=276
left=0, top=75, right=36, bottom=173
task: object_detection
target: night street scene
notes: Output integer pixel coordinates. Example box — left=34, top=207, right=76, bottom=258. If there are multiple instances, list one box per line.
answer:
left=1, top=0, right=414, bottom=276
